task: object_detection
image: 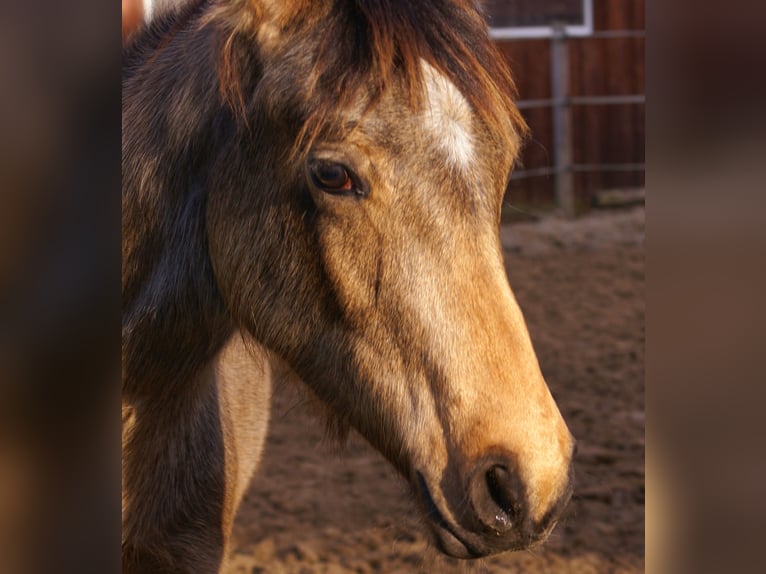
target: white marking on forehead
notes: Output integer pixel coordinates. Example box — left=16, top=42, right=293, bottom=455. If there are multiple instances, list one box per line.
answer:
left=421, top=61, right=476, bottom=170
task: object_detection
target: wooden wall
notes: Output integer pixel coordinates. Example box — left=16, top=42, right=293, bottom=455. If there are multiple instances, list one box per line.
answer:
left=495, top=0, right=645, bottom=208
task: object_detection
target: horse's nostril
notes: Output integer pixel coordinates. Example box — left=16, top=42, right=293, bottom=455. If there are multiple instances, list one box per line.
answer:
left=468, top=458, right=526, bottom=535
left=486, top=465, right=520, bottom=524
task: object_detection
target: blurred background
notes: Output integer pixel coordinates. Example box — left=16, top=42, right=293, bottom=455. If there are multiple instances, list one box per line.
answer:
left=486, top=0, right=645, bottom=216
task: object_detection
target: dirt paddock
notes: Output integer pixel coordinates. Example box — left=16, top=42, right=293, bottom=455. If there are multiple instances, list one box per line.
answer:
left=224, top=207, right=645, bottom=574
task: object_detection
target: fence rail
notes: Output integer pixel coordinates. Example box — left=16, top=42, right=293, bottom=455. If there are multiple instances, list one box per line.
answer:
left=587, top=30, right=645, bottom=39
left=517, top=95, right=645, bottom=110
left=510, top=27, right=645, bottom=215
left=510, top=163, right=646, bottom=181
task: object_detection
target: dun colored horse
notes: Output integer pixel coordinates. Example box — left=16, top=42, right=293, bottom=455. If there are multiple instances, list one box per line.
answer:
left=122, top=1, right=574, bottom=572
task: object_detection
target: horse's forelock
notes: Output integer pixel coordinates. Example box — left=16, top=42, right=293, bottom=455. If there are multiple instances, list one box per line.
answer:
left=300, top=0, right=528, bottom=155
left=210, top=0, right=527, bottom=159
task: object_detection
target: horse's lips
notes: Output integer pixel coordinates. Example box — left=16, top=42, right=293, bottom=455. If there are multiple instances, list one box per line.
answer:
left=413, top=471, right=553, bottom=558
left=414, top=472, right=480, bottom=559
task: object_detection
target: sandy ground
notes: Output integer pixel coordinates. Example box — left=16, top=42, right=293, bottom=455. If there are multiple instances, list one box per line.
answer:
left=224, top=207, right=645, bottom=573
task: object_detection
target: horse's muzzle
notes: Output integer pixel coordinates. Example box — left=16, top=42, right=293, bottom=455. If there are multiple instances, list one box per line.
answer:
left=415, top=454, right=574, bottom=558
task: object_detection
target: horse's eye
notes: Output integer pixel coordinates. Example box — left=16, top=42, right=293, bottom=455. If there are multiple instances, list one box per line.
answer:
left=308, top=161, right=354, bottom=193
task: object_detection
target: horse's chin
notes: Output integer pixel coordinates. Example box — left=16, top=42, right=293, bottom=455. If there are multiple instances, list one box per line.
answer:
left=428, top=523, right=477, bottom=559
left=425, top=521, right=546, bottom=560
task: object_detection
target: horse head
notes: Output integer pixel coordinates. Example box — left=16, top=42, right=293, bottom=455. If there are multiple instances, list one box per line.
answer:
left=202, top=0, right=574, bottom=557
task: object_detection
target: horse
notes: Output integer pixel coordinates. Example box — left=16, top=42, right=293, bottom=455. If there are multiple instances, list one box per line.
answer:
left=121, top=1, right=575, bottom=572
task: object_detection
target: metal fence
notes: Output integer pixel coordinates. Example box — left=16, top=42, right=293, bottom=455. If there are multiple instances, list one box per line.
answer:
left=508, top=27, right=646, bottom=216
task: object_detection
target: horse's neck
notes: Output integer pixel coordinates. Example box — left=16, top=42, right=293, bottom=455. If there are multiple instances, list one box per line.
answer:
left=123, top=330, right=277, bottom=516
left=214, top=332, right=276, bottom=515
left=122, top=331, right=279, bottom=573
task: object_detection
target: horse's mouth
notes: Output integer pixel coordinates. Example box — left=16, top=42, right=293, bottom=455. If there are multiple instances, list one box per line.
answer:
left=415, top=472, right=481, bottom=558
left=414, top=472, right=556, bottom=559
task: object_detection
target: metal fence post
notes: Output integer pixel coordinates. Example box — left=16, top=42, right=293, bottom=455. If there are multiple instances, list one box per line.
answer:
left=551, top=25, right=575, bottom=217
